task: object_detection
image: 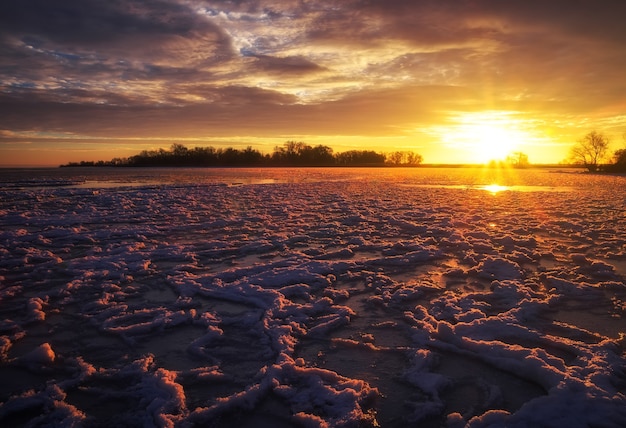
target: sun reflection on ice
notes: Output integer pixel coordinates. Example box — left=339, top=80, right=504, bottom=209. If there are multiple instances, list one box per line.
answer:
left=482, top=184, right=509, bottom=194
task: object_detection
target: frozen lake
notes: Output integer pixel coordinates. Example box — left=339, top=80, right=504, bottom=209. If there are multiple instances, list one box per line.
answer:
left=1, top=167, right=625, bottom=427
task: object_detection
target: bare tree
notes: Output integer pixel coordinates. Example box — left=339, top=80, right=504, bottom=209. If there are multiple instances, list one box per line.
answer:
left=506, top=151, right=530, bottom=168
left=406, top=152, right=423, bottom=166
left=386, top=151, right=423, bottom=166
left=569, top=131, right=610, bottom=172
left=387, top=151, right=404, bottom=166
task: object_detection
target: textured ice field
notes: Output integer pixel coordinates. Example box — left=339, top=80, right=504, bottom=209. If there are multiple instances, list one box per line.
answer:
left=1, top=167, right=625, bottom=427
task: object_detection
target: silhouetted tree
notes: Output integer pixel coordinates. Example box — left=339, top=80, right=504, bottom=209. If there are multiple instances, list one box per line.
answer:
left=506, top=151, right=530, bottom=168
left=271, top=141, right=335, bottom=166
left=309, top=144, right=335, bottom=165
left=335, top=150, right=386, bottom=166
left=605, top=148, right=626, bottom=172
left=406, top=152, right=423, bottom=166
left=170, top=143, right=188, bottom=156
left=569, top=131, right=610, bottom=172
left=614, top=148, right=626, bottom=166
left=272, top=141, right=306, bottom=165
left=240, top=146, right=265, bottom=165
left=387, top=151, right=404, bottom=166
left=386, top=151, right=423, bottom=166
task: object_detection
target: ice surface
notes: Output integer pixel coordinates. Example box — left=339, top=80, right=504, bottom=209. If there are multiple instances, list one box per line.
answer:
left=1, top=167, right=625, bottom=427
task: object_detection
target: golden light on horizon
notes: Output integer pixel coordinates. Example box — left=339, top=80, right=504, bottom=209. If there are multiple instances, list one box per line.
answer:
left=437, top=111, right=547, bottom=164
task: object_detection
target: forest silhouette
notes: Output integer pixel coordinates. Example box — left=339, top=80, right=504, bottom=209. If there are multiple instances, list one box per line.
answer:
left=61, top=142, right=423, bottom=168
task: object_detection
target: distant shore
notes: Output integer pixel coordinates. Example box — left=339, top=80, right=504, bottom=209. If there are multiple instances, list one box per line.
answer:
left=58, top=142, right=424, bottom=169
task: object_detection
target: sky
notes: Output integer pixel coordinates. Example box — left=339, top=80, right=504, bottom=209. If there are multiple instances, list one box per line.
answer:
left=1, top=0, right=625, bottom=166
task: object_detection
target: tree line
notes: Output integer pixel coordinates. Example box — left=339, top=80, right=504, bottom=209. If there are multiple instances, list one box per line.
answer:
left=61, top=142, right=424, bottom=168
left=568, top=131, right=626, bottom=172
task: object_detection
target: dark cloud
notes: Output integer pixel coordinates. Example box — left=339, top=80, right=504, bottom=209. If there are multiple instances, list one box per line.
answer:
left=472, top=0, right=626, bottom=44
left=0, top=0, right=234, bottom=80
left=0, top=0, right=214, bottom=45
left=290, top=0, right=626, bottom=60
left=0, top=84, right=300, bottom=137
left=245, top=53, right=326, bottom=76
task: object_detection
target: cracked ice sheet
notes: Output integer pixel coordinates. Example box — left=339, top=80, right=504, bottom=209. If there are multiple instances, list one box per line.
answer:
left=0, top=167, right=625, bottom=428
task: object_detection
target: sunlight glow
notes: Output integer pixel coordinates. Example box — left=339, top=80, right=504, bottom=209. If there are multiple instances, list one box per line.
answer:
left=440, top=111, right=541, bottom=164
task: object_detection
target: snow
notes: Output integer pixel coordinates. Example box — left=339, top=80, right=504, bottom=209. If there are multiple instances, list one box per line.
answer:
left=1, top=167, right=625, bottom=427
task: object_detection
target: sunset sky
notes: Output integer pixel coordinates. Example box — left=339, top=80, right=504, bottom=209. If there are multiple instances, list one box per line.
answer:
left=1, top=0, right=625, bottom=166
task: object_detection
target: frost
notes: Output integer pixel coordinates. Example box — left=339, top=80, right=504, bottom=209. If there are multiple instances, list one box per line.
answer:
left=1, top=167, right=625, bottom=427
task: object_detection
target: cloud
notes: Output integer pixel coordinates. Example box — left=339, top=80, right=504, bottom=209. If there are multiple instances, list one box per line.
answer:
left=0, top=83, right=469, bottom=140
left=0, top=0, right=222, bottom=46
left=1, top=0, right=625, bottom=164
left=0, top=0, right=234, bottom=77
left=245, top=53, right=326, bottom=76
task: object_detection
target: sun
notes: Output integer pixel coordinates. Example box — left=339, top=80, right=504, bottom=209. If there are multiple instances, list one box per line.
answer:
left=442, top=111, right=535, bottom=164
left=470, top=122, right=519, bottom=161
